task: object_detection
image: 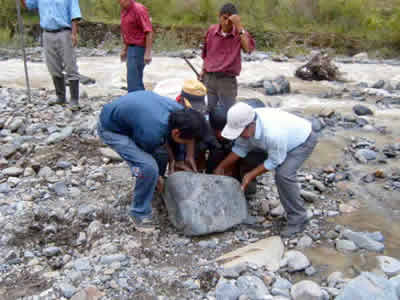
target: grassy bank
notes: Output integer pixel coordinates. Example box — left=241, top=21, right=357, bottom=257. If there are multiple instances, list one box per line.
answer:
left=2, top=0, right=400, bottom=56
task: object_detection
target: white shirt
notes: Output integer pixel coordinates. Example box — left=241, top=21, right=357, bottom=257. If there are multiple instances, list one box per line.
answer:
left=232, top=108, right=312, bottom=170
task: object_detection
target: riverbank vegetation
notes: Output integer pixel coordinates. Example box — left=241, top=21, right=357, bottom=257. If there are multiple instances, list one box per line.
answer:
left=2, top=0, right=400, bottom=56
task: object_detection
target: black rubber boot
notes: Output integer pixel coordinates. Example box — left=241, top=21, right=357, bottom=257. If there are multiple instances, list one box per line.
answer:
left=69, top=80, right=80, bottom=111
left=49, top=76, right=66, bottom=105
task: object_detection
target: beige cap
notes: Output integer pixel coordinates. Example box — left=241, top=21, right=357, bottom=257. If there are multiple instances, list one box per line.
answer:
left=182, top=79, right=207, bottom=96
left=222, top=102, right=255, bottom=140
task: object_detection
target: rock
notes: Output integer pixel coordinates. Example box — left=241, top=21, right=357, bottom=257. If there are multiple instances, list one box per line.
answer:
left=71, top=285, right=104, bottom=300
left=355, top=149, right=377, bottom=161
left=376, top=256, right=400, bottom=276
left=353, top=105, right=373, bottom=116
left=297, top=235, right=313, bottom=249
left=336, top=240, right=358, bottom=253
left=216, top=280, right=241, bottom=300
left=43, top=247, right=62, bottom=257
left=291, top=280, right=324, bottom=300
left=100, top=254, right=126, bottom=265
left=8, top=117, right=24, bottom=132
left=164, top=172, right=248, bottom=236
left=264, top=80, right=278, bottom=96
left=1, top=143, right=18, bottom=158
left=365, top=231, right=384, bottom=243
left=352, top=52, right=368, bottom=62
left=2, top=167, right=24, bottom=177
left=272, top=277, right=292, bottom=297
left=309, top=180, right=326, bottom=192
left=46, top=126, right=73, bottom=144
left=0, top=182, right=11, bottom=194
left=342, top=229, right=385, bottom=252
left=73, top=258, right=92, bottom=272
left=390, top=275, right=400, bottom=298
left=51, top=181, right=68, bottom=196
left=236, top=275, right=270, bottom=299
left=99, top=147, right=123, bottom=162
left=59, top=282, right=77, bottom=298
left=305, top=266, right=317, bottom=276
left=270, top=204, right=285, bottom=217
left=300, top=190, right=319, bottom=203
left=372, top=80, right=385, bottom=89
left=56, top=160, right=72, bottom=169
left=87, top=220, right=103, bottom=242
left=216, top=236, right=284, bottom=272
left=281, top=250, right=310, bottom=272
left=336, top=272, right=398, bottom=300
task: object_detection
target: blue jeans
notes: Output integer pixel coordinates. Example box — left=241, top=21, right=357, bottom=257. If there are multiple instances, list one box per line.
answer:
left=97, top=123, right=167, bottom=220
left=127, top=45, right=145, bottom=92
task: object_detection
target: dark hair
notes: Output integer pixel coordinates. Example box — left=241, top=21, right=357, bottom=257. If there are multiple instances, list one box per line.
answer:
left=219, top=3, right=238, bottom=16
left=169, top=108, right=207, bottom=140
left=209, top=105, right=228, bottom=131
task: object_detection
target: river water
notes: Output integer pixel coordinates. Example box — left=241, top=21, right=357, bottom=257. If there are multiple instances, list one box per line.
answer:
left=1, top=54, right=400, bottom=277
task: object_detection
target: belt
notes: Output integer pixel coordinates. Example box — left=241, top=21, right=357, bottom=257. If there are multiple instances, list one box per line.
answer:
left=43, top=27, right=71, bottom=33
left=207, top=72, right=235, bottom=78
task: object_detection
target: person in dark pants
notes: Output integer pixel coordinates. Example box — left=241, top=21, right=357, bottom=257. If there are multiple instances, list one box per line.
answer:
left=214, top=102, right=318, bottom=237
left=200, top=3, right=255, bottom=111
left=98, top=91, right=207, bottom=232
left=22, top=0, right=82, bottom=110
left=119, top=0, right=153, bottom=92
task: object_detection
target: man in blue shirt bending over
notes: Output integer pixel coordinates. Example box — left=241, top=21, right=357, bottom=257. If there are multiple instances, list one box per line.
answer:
left=214, top=102, right=318, bottom=237
left=22, top=0, right=82, bottom=110
left=98, top=91, right=207, bottom=233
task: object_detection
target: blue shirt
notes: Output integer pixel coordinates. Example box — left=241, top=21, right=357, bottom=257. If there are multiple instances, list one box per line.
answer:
left=26, top=0, right=82, bottom=31
left=232, top=108, right=312, bottom=170
left=100, top=91, right=184, bottom=154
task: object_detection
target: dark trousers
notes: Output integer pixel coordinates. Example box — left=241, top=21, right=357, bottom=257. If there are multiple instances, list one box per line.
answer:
left=203, top=73, right=237, bottom=111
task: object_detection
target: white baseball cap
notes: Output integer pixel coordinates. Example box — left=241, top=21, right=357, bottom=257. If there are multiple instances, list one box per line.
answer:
left=222, top=102, right=255, bottom=140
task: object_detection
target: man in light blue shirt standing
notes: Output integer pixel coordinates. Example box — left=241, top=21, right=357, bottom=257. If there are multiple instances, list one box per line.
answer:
left=214, top=102, right=318, bottom=237
left=22, top=0, right=82, bottom=110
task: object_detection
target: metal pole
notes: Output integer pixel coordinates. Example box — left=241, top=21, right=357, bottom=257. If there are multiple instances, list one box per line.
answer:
left=16, top=0, right=31, bottom=102
left=183, top=57, right=200, bottom=80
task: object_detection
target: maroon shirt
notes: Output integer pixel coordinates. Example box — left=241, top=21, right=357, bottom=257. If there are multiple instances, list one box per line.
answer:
left=120, top=1, right=153, bottom=47
left=202, top=24, right=255, bottom=76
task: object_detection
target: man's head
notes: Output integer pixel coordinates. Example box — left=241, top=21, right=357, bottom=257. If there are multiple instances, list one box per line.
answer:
left=222, top=102, right=256, bottom=140
left=118, top=0, right=131, bottom=9
left=169, top=109, right=207, bottom=144
left=219, top=3, right=238, bottom=33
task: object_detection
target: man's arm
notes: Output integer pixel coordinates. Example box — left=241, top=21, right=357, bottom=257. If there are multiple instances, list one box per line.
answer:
left=241, top=163, right=268, bottom=191
left=214, top=152, right=241, bottom=175
left=229, top=14, right=253, bottom=53
left=71, top=19, right=79, bottom=47
left=144, top=31, right=153, bottom=64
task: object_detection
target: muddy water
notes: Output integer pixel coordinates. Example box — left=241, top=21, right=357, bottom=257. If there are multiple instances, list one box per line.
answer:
left=2, top=54, right=400, bottom=276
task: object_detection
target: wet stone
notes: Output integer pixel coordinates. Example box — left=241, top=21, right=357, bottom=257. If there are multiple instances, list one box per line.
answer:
left=336, top=272, right=397, bottom=300
left=353, top=105, right=373, bottom=116
left=336, top=240, right=358, bottom=253
left=164, top=172, right=248, bottom=236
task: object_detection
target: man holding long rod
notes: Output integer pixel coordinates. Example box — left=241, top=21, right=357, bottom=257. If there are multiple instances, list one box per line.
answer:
left=21, top=0, right=82, bottom=111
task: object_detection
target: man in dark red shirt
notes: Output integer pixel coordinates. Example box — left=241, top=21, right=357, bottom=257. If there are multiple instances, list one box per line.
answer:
left=119, top=0, right=153, bottom=92
left=200, top=3, right=255, bottom=111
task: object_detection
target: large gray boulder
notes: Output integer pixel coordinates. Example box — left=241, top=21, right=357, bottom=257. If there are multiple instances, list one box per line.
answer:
left=336, top=272, right=398, bottom=300
left=163, top=172, right=248, bottom=236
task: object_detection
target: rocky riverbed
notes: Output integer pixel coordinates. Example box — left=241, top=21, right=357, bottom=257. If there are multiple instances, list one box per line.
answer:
left=0, top=48, right=400, bottom=300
